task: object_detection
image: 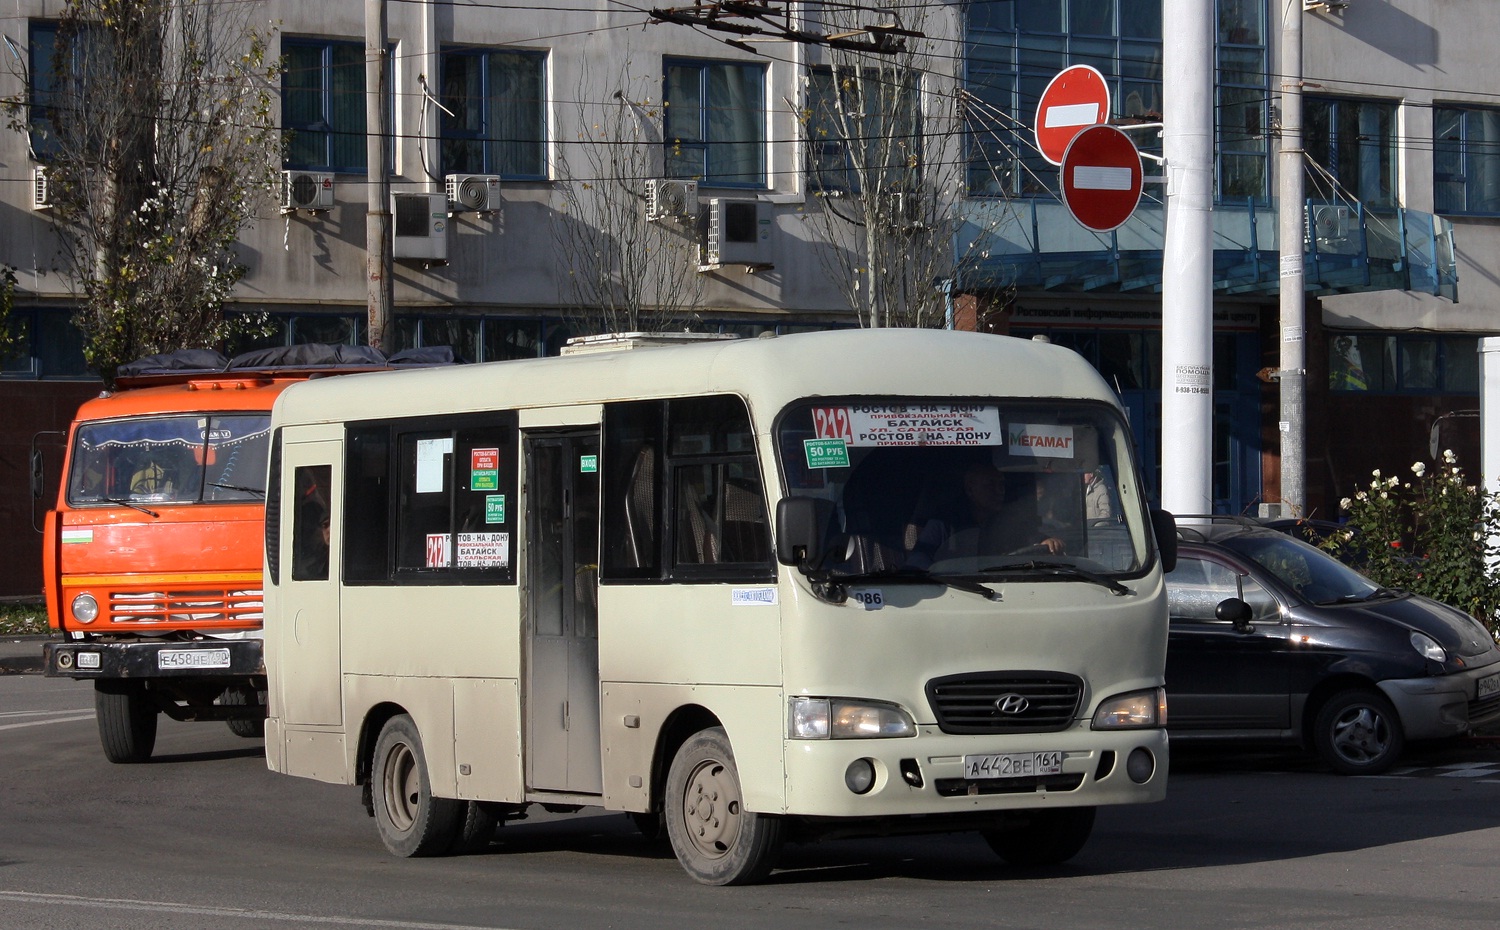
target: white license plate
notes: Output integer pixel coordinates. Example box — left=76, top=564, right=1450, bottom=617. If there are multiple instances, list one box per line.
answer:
left=963, top=750, right=1065, bottom=780
left=158, top=648, right=231, bottom=670
left=1479, top=672, right=1500, bottom=701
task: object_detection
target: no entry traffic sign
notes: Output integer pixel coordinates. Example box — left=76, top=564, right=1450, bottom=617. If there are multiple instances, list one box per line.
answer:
left=1034, top=65, right=1111, bottom=166
left=1060, top=124, right=1144, bottom=233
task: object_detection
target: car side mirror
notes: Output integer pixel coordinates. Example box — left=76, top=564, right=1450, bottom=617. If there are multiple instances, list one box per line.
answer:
left=1151, top=508, right=1177, bottom=573
left=1216, top=597, right=1254, bottom=633
left=776, top=496, right=834, bottom=568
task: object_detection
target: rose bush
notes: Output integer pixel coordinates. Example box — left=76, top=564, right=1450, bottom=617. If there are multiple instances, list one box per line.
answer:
left=1327, top=451, right=1500, bottom=635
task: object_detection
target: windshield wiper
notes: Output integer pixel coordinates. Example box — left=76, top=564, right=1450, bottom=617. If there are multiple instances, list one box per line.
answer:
left=1326, top=586, right=1403, bottom=605
left=210, top=482, right=265, bottom=497
left=101, top=497, right=159, bottom=518
left=823, top=567, right=1002, bottom=603
left=978, top=560, right=1131, bottom=596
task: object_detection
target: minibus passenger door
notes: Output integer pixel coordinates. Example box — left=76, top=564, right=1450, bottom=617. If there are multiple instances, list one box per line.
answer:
left=524, top=431, right=602, bottom=795
left=278, top=443, right=342, bottom=727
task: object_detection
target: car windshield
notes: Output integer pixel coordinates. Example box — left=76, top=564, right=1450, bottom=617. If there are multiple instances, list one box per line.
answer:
left=776, top=399, right=1149, bottom=577
left=68, top=414, right=272, bottom=506
left=1218, top=533, right=1382, bottom=605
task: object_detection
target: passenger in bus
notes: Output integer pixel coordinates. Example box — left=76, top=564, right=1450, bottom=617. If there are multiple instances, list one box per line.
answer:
left=939, top=464, right=1066, bottom=559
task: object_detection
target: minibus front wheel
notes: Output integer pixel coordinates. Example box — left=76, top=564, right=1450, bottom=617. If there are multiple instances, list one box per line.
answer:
left=664, top=727, right=783, bottom=885
left=371, top=714, right=463, bottom=857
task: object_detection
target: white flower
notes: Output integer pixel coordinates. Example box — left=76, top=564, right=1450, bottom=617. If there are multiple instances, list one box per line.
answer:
left=1380, top=491, right=1388, bottom=499
left=1372, top=468, right=1382, bottom=478
left=1388, top=476, right=1400, bottom=488
left=1412, top=461, right=1427, bottom=477
left=1356, top=491, right=1369, bottom=501
left=1444, top=449, right=1458, bottom=464
left=1340, top=497, right=1352, bottom=509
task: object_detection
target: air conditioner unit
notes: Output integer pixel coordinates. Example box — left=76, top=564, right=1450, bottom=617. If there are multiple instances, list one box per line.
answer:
left=703, top=198, right=774, bottom=266
left=445, top=174, right=503, bottom=213
left=646, top=178, right=699, bottom=221
left=32, top=165, right=53, bottom=210
left=888, top=191, right=926, bottom=231
left=392, top=192, right=448, bottom=262
left=1309, top=204, right=1351, bottom=243
left=282, top=170, right=335, bottom=212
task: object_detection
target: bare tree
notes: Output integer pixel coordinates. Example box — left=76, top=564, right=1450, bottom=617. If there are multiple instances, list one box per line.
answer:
left=4, top=0, right=280, bottom=385
left=553, top=67, right=704, bottom=335
left=796, top=4, right=975, bottom=329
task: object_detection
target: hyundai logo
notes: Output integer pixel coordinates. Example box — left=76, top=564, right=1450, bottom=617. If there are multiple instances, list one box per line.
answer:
left=995, top=693, right=1030, bottom=715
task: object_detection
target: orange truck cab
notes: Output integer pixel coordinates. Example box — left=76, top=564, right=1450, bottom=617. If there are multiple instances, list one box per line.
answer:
left=40, top=345, right=411, bottom=762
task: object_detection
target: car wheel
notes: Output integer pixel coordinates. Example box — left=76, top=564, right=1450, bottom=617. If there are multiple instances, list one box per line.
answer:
left=1312, top=689, right=1405, bottom=775
left=664, top=727, right=783, bottom=885
left=95, top=680, right=158, bottom=764
left=371, top=714, right=463, bottom=857
left=982, top=807, right=1096, bottom=867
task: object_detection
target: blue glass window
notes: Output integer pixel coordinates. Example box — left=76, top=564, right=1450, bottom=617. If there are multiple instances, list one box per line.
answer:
left=441, top=48, right=547, bottom=179
left=664, top=59, right=766, bottom=187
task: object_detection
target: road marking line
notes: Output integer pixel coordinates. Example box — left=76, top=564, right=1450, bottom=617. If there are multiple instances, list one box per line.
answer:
left=0, top=892, right=521, bottom=930
left=0, top=713, right=95, bottom=732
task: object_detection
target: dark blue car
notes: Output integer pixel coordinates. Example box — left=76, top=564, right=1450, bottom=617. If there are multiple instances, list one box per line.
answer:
left=1165, top=518, right=1500, bottom=774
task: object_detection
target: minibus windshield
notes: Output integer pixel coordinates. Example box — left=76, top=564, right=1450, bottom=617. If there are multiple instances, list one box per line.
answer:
left=68, top=414, right=272, bottom=507
left=776, top=400, right=1148, bottom=578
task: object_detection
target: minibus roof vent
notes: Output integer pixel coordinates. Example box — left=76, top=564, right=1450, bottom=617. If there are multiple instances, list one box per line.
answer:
left=559, top=331, right=740, bottom=356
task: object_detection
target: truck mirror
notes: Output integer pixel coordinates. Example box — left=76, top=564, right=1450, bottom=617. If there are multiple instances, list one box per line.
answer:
left=776, top=496, right=833, bottom=568
left=30, top=446, right=44, bottom=501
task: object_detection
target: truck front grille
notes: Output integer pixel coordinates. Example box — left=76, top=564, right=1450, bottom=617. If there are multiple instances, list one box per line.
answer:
left=109, top=588, right=263, bottom=625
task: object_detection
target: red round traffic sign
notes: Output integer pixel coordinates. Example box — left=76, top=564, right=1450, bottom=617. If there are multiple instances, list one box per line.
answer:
left=1034, top=65, right=1111, bottom=166
left=1060, top=125, right=1143, bottom=233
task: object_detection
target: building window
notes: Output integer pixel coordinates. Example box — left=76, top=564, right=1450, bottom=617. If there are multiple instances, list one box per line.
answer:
left=1216, top=0, right=1268, bottom=203
left=283, top=38, right=376, bottom=172
left=805, top=66, right=920, bottom=194
left=1, top=308, right=92, bottom=380
left=1305, top=97, right=1398, bottom=209
left=1434, top=106, right=1500, bottom=215
left=965, top=0, right=1165, bottom=198
left=1329, top=333, right=1479, bottom=394
left=224, top=312, right=364, bottom=356
left=440, top=48, right=547, bottom=179
left=664, top=59, right=766, bottom=187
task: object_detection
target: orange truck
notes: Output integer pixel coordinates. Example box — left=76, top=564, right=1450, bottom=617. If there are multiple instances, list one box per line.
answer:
left=39, top=345, right=404, bottom=762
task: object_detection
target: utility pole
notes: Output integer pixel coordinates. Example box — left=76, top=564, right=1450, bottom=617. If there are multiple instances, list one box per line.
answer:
left=1277, top=1, right=1307, bottom=516
left=366, top=0, right=393, bottom=352
left=1159, top=0, right=1216, bottom=516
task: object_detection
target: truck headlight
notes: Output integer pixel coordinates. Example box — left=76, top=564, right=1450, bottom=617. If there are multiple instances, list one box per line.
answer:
left=789, top=697, right=915, bottom=739
left=71, top=594, right=99, bottom=624
left=1091, top=687, right=1166, bottom=729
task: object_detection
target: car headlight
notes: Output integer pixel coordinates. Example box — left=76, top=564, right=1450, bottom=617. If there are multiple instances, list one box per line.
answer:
left=71, top=593, right=99, bottom=624
left=1091, top=687, right=1166, bottom=729
left=1411, top=631, right=1447, bottom=662
left=789, top=697, right=915, bottom=739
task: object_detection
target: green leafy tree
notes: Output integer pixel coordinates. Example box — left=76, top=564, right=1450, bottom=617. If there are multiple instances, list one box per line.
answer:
left=4, top=0, right=280, bottom=386
left=1326, top=451, right=1500, bottom=633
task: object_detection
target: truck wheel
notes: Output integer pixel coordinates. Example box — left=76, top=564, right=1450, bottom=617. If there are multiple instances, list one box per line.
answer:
left=371, top=714, right=462, bottom=857
left=448, top=801, right=499, bottom=854
left=664, top=727, right=783, bottom=885
left=982, top=807, right=1096, bottom=867
left=1312, top=688, right=1405, bottom=775
left=95, top=680, right=158, bottom=764
left=222, top=687, right=266, bottom=738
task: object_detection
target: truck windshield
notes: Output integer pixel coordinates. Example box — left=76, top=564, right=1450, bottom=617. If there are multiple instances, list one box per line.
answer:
left=776, top=400, right=1148, bottom=577
left=67, top=414, right=272, bottom=506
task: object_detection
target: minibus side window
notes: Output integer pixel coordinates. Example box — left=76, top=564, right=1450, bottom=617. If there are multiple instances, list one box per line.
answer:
left=291, top=465, right=332, bottom=582
left=344, top=426, right=391, bottom=582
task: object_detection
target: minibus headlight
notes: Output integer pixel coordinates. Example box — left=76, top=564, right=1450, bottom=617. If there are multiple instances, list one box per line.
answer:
left=789, top=697, right=915, bottom=739
left=1091, top=687, right=1167, bottom=729
left=71, top=594, right=99, bottom=624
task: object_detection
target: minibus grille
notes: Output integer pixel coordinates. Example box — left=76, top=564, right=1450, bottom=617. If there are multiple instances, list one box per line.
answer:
left=109, top=589, right=264, bottom=626
left=925, top=673, right=1083, bottom=734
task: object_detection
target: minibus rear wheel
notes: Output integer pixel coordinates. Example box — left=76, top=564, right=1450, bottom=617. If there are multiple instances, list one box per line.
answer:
left=664, top=726, right=783, bottom=885
left=371, top=714, right=463, bottom=857
left=982, top=806, right=1096, bottom=867
left=95, top=679, right=157, bottom=764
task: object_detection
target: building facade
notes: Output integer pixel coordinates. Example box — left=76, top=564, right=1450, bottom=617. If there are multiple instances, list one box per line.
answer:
left=1, top=1, right=1494, bottom=595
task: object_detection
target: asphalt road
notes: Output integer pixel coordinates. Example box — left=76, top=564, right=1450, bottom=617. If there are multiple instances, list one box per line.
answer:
left=5, top=668, right=1500, bottom=930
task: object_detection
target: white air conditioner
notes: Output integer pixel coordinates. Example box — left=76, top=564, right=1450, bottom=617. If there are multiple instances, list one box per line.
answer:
left=32, top=165, right=53, bottom=210
left=646, top=178, right=699, bottom=221
left=703, top=198, right=774, bottom=266
left=282, top=170, right=335, bottom=212
left=1309, top=204, right=1351, bottom=243
left=445, top=174, right=503, bottom=213
left=392, top=192, right=448, bottom=262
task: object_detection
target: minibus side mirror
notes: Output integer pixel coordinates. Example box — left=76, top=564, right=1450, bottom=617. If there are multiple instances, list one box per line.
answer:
left=30, top=446, right=44, bottom=501
left=776, top=496, right=833, bottom=568
left=1151, top=508, right=1177, bottom=574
